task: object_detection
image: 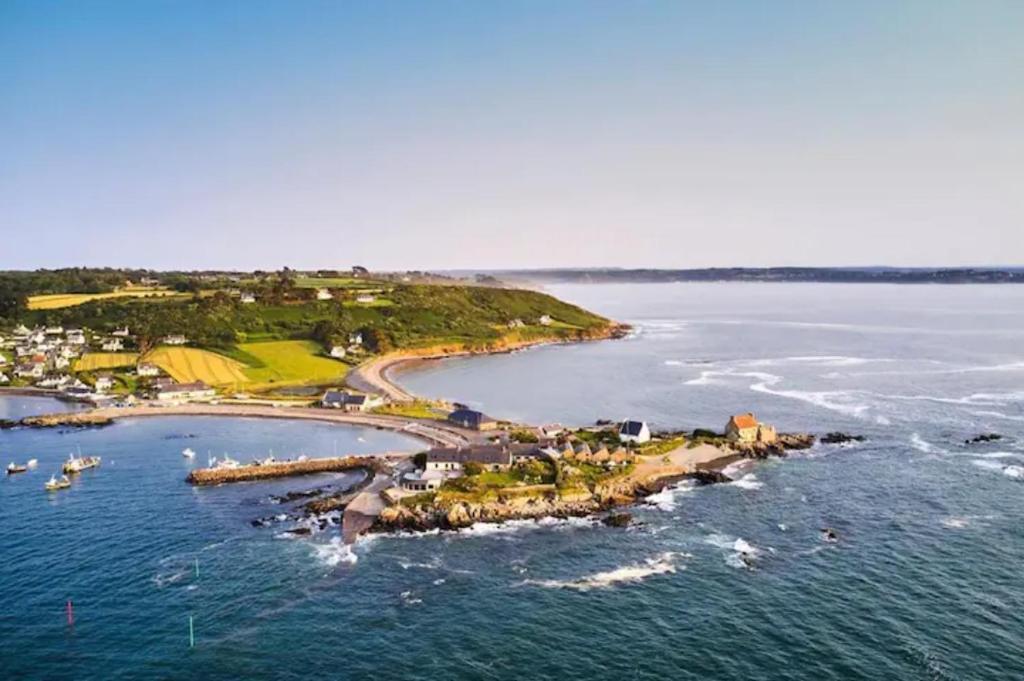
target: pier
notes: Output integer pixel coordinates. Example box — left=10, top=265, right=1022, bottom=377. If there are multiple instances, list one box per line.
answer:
left=186, top=455, right=391, bottom=486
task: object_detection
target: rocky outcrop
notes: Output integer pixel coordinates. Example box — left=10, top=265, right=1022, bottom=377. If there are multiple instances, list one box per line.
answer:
left=602, top=512, right=633, bottom=528
left=820, top=432, right=866, bottom=444
left=965, top=433, right=1002, bottom=445
left=729, top=432, right=815, bottom=458
left=377, top=493, right=604, bottom=532
left=20, top=412, right=114, bottom=429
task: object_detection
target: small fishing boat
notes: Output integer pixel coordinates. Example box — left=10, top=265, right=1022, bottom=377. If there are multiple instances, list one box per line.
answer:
left=63, top=453, right=101, bottom=475
left=45, top=475, right=72, bottom=491
left=182, top=448, right=196, bottom=459
left=213, top=455, right=240, bottom=470
left=7, top=462, right=28, bottom=475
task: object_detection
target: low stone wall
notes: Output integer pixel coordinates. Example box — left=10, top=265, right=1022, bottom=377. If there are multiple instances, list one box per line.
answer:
left=186, top=456, right=383, bottom=486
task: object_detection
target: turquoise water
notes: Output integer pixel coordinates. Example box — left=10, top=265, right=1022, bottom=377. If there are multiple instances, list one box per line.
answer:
left=3, top=283, right=1024, bottom=679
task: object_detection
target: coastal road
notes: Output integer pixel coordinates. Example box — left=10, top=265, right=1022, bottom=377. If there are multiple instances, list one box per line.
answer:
left=41, top=403, right=473, bottom=448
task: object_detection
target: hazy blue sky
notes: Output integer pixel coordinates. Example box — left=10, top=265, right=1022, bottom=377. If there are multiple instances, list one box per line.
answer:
left=2, top=1, right=1022, bottom=270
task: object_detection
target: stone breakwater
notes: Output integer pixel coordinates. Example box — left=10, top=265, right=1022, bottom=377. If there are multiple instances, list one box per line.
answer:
left=186, top=456, right=384, bottom=486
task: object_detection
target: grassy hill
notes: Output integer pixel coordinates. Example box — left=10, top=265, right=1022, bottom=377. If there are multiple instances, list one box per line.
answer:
left=9, top=280, right=617, bottom=394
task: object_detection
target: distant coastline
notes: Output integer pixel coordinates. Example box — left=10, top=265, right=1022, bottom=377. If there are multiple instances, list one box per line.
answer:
left=470, top=266, right=1024, bottom=285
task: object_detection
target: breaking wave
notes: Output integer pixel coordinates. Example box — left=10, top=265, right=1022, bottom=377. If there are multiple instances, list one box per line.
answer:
left=311, top=537, right=358, bottom=567
left=646, top=480, right=697, bottom=511
left=522, top=552, right=683, bottom=591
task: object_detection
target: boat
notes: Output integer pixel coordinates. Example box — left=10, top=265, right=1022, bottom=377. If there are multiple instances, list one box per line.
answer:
left=27, top=459, right=38, bottom=468
left=182, top=448, right=196, bottom=459
left=63, top=453, right=101, bottom=475
left=44, top=475, right=72, bottom=491
left=213, top=455, right=241, bottom=470
left=7, top=462, right=28, bottom=475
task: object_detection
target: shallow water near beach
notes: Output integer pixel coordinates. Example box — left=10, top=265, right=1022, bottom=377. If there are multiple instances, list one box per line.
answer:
left=3, top=283, right=1024, bottom=680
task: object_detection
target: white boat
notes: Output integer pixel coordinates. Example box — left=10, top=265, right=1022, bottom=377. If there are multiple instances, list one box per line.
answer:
left=7, top=462, right=28, bottom=475
left=26, top=459, right=38, bottom=468
left=45, top=474, right=71, bottom=491
left=214, top=455, right=241, bottom=470
left=182, top=448, right=196, bottom=459
left=63, top=453, right=101, bottom=474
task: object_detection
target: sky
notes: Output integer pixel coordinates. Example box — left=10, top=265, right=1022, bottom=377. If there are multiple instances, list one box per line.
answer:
left=2, top=1, right=1022, bottom=271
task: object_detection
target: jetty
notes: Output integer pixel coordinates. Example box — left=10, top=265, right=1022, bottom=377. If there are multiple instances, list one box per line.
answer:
left=186, top=455, right=390, bottom=486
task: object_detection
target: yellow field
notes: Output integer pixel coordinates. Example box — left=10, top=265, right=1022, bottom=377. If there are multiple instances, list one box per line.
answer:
left=28, top=288, right=182, bottom=310
left=74, top=352, right=140, bottom=372
left=144, top=347, right=248, bottom=387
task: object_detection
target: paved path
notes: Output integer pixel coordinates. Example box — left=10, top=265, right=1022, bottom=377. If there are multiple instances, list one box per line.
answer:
left=68, top=403, right=472, bottom=447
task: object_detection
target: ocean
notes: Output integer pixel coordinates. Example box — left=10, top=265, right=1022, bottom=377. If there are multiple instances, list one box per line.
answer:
left=2, top=283, right=1022, bottom=680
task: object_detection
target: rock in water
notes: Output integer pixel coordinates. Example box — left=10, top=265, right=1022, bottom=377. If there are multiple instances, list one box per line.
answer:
left=821, top=432, right=866, bottom=444
left=602, top=512, right=632, bottom=528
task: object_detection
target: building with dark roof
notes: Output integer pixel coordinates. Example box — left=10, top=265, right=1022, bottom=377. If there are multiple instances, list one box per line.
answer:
left=447, top=408, right=498, bottom=431
left=619, top=419, right=651, bottom=444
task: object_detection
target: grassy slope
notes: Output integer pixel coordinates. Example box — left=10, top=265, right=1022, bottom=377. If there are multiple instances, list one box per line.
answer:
left=239, top=340, right=347, bottom=387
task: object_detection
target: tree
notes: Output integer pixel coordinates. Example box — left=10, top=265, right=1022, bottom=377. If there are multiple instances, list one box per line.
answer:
left=462, top=461, right=484, bottom=476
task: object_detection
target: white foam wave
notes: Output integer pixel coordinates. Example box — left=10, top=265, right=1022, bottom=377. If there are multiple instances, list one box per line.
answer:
left=909, top=433, right=946, bottom=455
left=941, top=517, right=970, bottom=529
left=972, top=460, right=1024, bottom=479
left=645, top=480, right=696, bottom=511
left=705, top=534, right=764, bottom=568
left=522, top=552, right=683, bottom=591
left=311, top=537, right=358, bottom=567
left=729, top=474, right=764, bottom=490
left=969, top=410, right=1024, bottom=423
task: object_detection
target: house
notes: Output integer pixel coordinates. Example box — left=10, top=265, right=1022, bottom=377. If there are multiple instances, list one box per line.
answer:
left=320, top=390, right=382, bottom=412
left=101, top=338, right=124, bottom=352
left=112, top=327, right=131, bottom=338
left=94, top=374, right=115, bottom=392
left=725, top=413, right=778, bottom=444
left=447, top=408, right=498, bottom=431
left=15, top=362, right=44, bottom=379
left=348, top=332, right=363, bottom=347
left=538, top=315, right=552, bottom=326
left=619, top=420, right=651, bottom=444
left=45, top=326, right=64, bottom=335
left=355, top=294, right=375, bottom=304
left=240, top=292, right=256, bottom=304
left=316, top=288, right=333, bottom=301
left=424, top=445, right=513, bottom=473
left=507, top=318, right=525, bottom=329
left=54, top=356, right=70, bottom=370
left=137, top=363, right=161, bottom=377
left=38, top=374, right=72, bottom=389
left=13, top=324, right=30, bottom=336
left=66, top=329, right=86, bottom=345
left=0, top=372, right=8, bottom=384
left=400, top=468, right=447, bottom=492
left=153, top=381, right=216, bottom=401
left=162, top=335, right=188, bottom=346
left=329, top=345, right=347, bottom=359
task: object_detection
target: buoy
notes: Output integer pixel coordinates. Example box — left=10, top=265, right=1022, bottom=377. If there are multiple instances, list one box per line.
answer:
left=194, top=557, right=199, bottom=579
left=189, top=615, right=194, bottom=648
left=66, top=600, right=74, bottom=626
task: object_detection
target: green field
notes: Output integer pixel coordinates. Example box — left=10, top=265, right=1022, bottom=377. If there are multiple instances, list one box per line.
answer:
left=239, top=340, right=348, bottom=388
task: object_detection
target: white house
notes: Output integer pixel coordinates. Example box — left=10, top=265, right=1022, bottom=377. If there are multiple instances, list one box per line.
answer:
left=316, top=288, right=333, bottom=301
left=355, top=294, right=376, bottom=304
left=619, top=420, right=651, bottom=444
left=45, top=326, right=64, bottom=335
left=15, top=362, right=44, bottom=379
left=137, top=363, right=161, bottom=377
left=54, top=356, right=70, bottom=370
left=329, top=345, right=347, bottom=359
left=0, top=372, right=8, bottom=384
left=154, top=381, right=215, bottom=401
left=94, top=374, right=115, bottom=392
left=66, top=330, right=86, bottom=345
left=348, top=332, right=363, bottom=347
left=240, top=292, right=256, bottom=304
left=163, top=335, right=188, bottom=346
left=101, top=338, right=124, bottom=352
left=112, top=327, right=131, bottom=337
left=320, top=390, right=382, bottom=412
left=538, top=315, right=553, bottom=326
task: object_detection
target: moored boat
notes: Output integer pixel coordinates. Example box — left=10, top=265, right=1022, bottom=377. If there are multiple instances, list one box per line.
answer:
left=44, top=475, right=72, bottom=491
left=63, top=453, right=101, bottom=474
left=27, top=459, right=38, bottom=469
left=7, top=462, right=28, bottom=475
left=182, top=448, right=196, bottom=459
